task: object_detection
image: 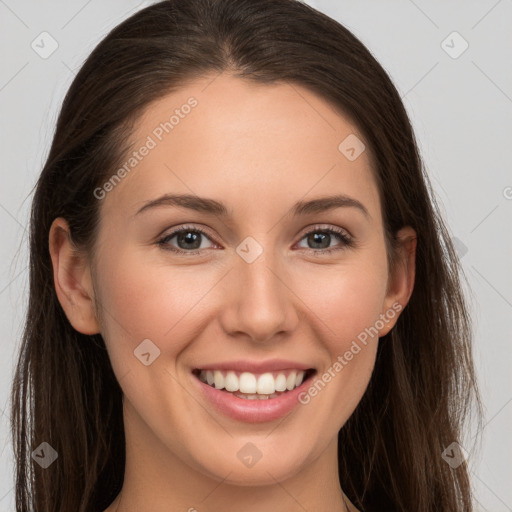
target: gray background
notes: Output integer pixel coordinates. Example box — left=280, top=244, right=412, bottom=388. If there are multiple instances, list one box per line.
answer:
left=0, top=0, right=511, bottom=510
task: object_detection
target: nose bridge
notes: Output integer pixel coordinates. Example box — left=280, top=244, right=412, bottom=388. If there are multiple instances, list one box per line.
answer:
left=219, top=243, right=298, bottom=342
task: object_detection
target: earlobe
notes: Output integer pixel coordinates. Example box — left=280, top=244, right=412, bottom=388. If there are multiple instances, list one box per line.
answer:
left=378, top=226, right=417, bottom=337
left=48, top=218, right=100, bottom=335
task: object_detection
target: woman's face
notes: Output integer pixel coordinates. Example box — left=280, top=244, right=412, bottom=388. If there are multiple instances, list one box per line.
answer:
left=59, top=73, right=415, bottom=487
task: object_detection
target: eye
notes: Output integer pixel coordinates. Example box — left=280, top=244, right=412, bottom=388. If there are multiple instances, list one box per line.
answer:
left=157, top=225, right=216, bottom=255
left=295, top=225, right=354, bottom=255
left=157, top=224, right=354, bottom=256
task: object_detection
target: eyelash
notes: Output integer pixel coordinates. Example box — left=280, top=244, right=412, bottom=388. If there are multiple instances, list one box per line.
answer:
left=156, top=224, right=354, bottom=256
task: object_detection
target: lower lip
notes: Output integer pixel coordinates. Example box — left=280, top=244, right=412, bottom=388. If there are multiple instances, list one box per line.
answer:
left=193, top=373, right=314, bottom=423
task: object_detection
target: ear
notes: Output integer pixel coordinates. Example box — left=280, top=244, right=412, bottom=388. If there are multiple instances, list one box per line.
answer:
left=378, top=226, right=417, bottom=337
left=48, top=218, right=100, bottom=335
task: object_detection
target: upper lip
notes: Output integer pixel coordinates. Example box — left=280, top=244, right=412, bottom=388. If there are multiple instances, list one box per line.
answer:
left=194, top=359, right=315, bottom=373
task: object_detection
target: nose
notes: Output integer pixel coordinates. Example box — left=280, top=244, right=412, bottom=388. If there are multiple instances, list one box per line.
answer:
left=218, top=248, right=299, bottom=344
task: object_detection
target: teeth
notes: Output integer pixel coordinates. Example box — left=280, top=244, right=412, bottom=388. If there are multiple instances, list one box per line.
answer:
left=239, top=372, right=257, bottom=393
left=199, top=369, right=310, bottom=396
left=224, top=371, right=238, bottom=392
left=234, top=392, right=270, bottom=400
left=286, top=371, right=297, bottom=391
left=257, top=373, right=275, bottom=394
left=213, top=370, right=224, bottom=389
left=275, top=373, right=287, bottom=392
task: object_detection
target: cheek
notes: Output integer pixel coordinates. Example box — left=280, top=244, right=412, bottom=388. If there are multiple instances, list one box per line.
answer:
left=295, top=254, right=389, bottom=347
left=93, top=248, right=220, bottom=368
left=290, top=250, right=389, bottom=414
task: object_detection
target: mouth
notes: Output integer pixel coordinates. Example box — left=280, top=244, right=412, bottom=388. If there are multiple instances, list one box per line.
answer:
left=191, top=359, right=318, bottom=422
left=192, top=368, right=317, bottom=400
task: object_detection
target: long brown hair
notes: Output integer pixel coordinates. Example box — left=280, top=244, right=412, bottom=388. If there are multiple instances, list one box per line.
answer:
left=11, top=1, right=483, bottom=510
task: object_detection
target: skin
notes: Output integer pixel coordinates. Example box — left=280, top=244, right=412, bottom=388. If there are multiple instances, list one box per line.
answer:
left=49, top=73, right=416, bottom=512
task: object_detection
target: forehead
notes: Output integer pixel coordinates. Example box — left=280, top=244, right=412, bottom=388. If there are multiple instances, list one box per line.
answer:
left=100, top=73, right=381, bottom=224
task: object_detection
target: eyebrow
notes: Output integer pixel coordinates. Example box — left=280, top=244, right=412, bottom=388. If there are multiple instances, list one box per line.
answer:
left=134, top=193, right=370, bottom=220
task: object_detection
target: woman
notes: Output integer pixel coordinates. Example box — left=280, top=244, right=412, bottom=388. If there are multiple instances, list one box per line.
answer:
left=11, top=0, right=483, bottom=510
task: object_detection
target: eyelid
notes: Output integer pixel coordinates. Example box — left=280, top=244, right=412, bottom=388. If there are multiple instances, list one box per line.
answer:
left=157, top=224, right=218, bottom=251
left=296, top=223, right=352, bottom=240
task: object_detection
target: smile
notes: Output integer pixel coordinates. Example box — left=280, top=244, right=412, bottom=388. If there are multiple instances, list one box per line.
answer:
left=192, top=365, right=317, bottom=423
left=194, top=369, right=315, bottom=399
